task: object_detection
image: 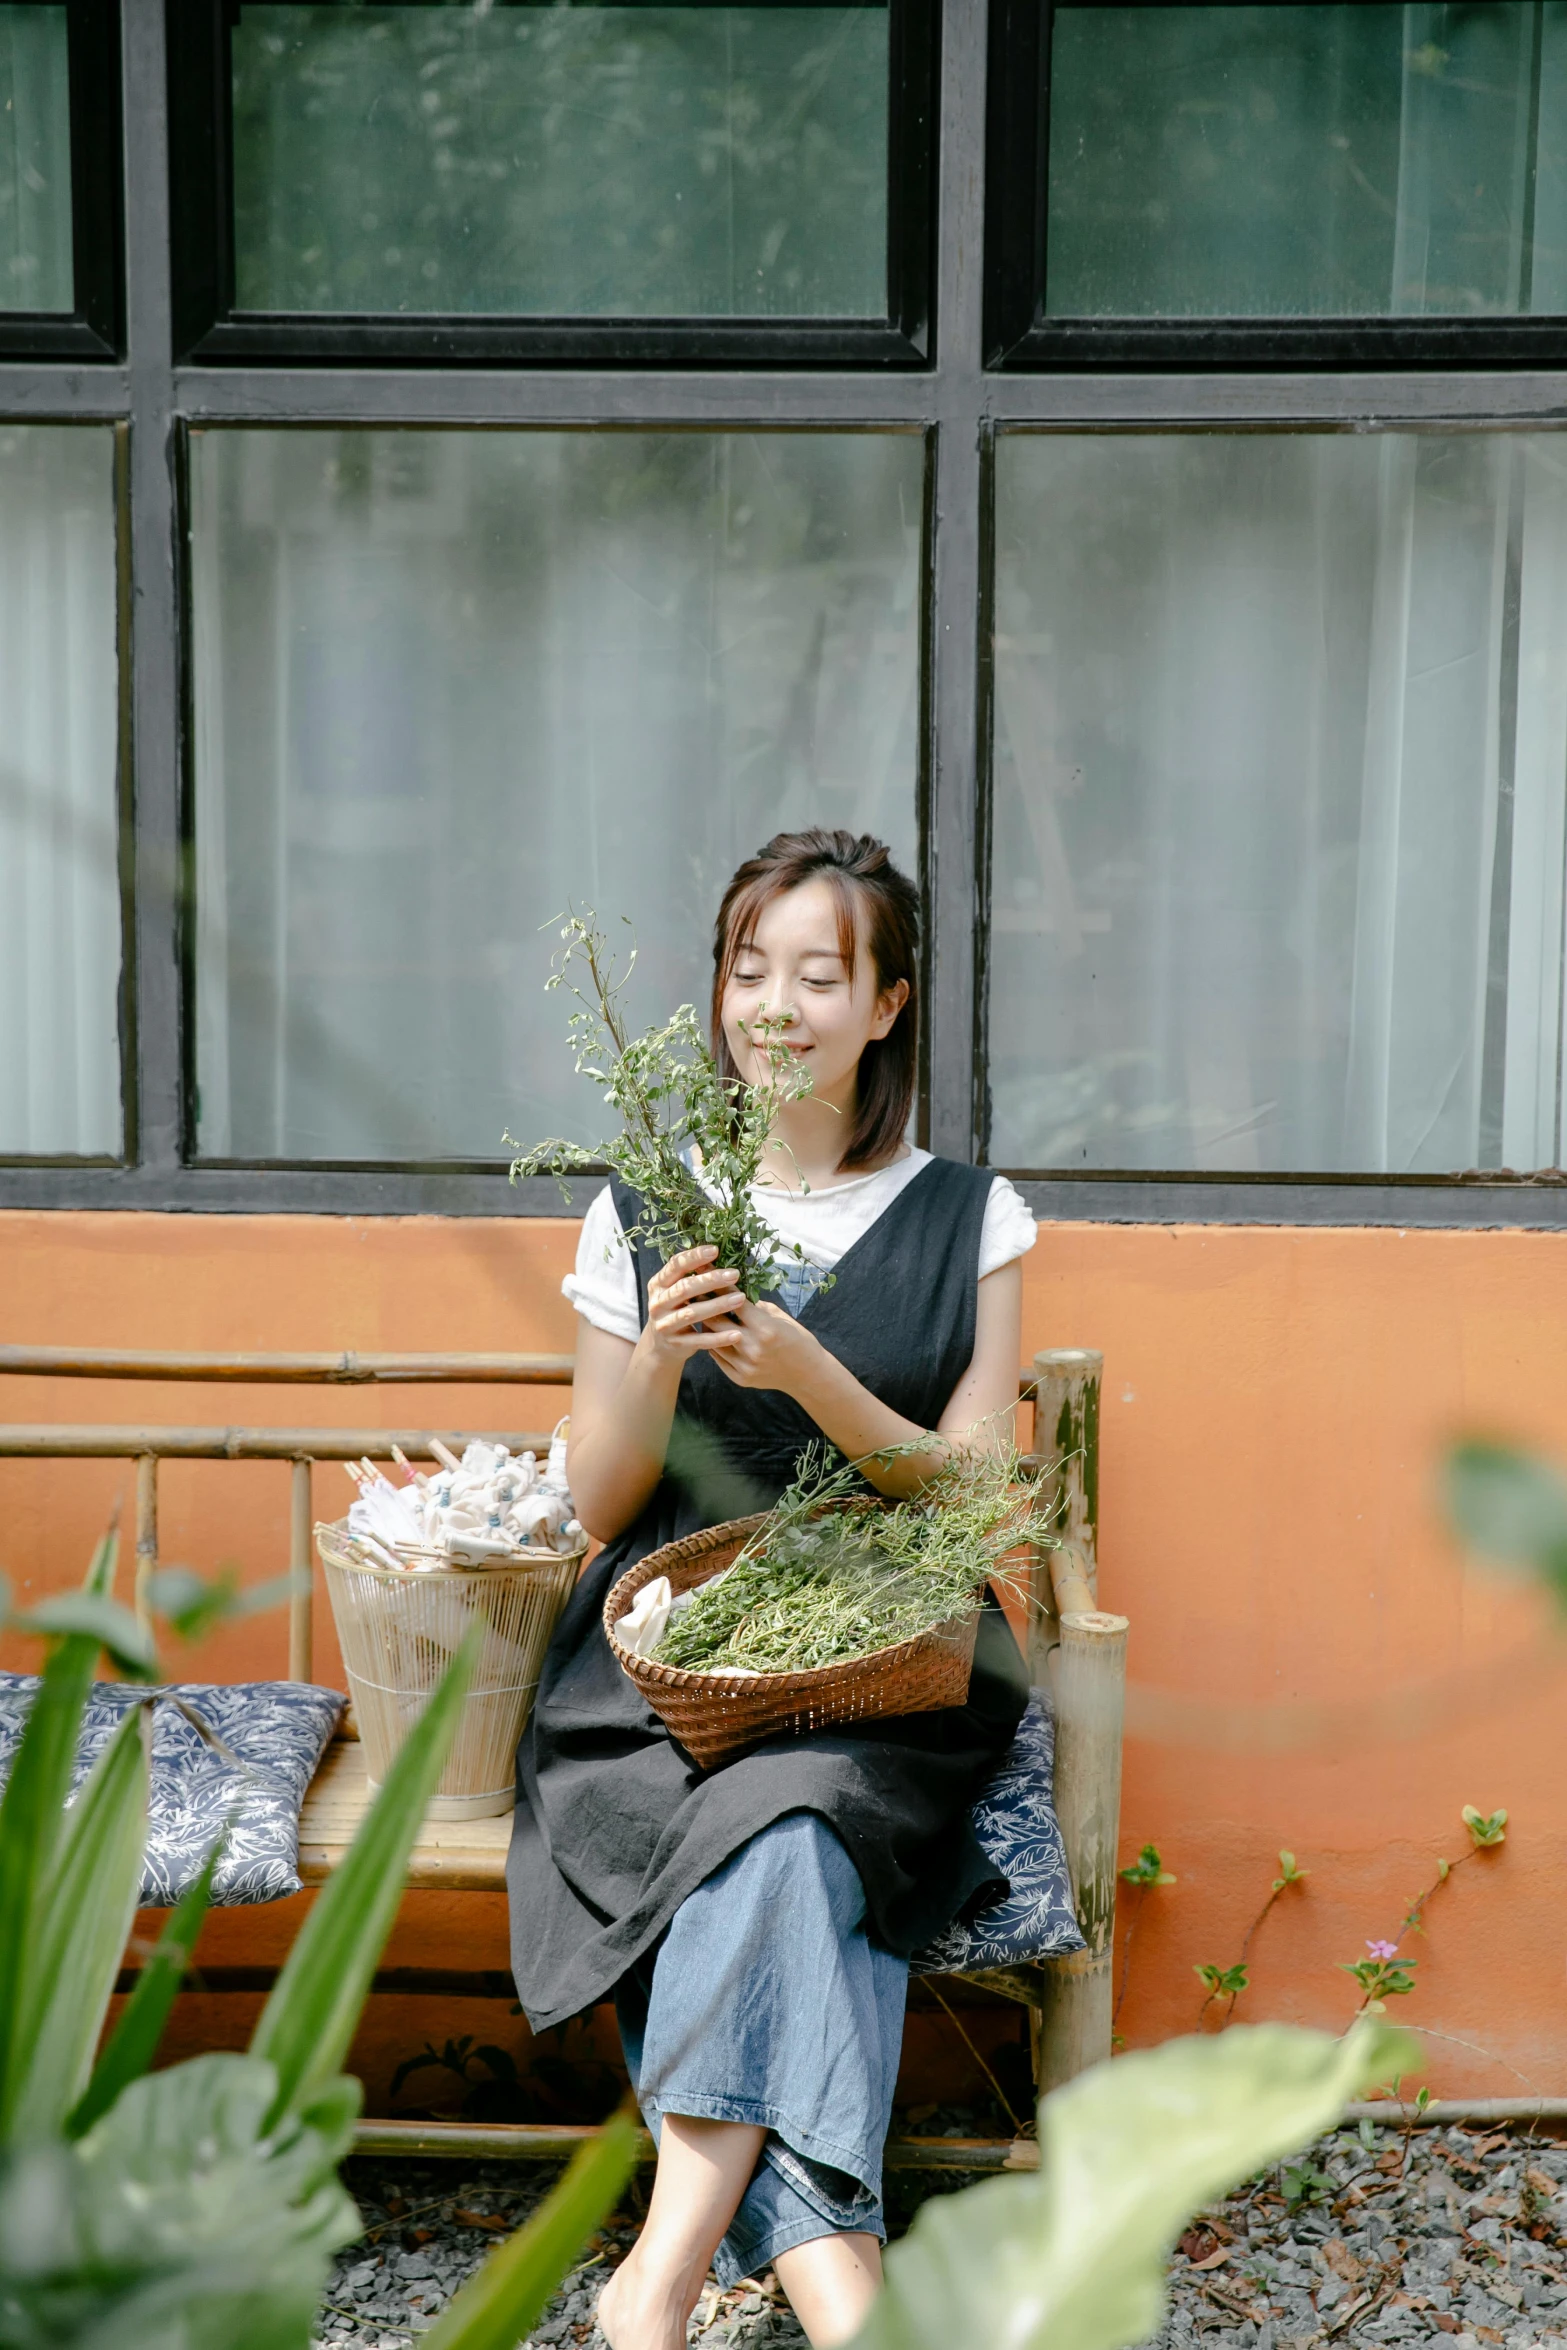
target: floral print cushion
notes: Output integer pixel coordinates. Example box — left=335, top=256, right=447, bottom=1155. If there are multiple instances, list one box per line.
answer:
left=912, top=1692, right=1087, bottom=1975
left=0, top=1674, right=344, bottom=1907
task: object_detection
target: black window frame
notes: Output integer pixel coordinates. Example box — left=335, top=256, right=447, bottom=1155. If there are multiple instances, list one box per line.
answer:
left=173, top=412, right=937, bottom=1176
left=0, top=0, right=124, bottom=359
left=167, top=0, right=938, bottom=371
left=985, top=0, right=1567, bottom=375
left=6, top=0, right=1567, bottom=1231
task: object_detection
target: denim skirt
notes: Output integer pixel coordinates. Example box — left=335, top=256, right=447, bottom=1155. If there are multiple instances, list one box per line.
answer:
left=614, top=1810, right=909, bottom=2285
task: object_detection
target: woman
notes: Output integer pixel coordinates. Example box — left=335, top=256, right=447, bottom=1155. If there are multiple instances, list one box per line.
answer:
left=507, top=830, right=1037, bottom=2350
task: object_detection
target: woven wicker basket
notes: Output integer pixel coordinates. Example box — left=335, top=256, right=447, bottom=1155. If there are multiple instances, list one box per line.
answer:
left=604, top=1513, right=981, bottom=1770
left=318, top=1518, right=584, bottom=1820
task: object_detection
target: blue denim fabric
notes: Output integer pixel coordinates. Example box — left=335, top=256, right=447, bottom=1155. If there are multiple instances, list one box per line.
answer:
left=615, top=1812, right=908, bottom=2285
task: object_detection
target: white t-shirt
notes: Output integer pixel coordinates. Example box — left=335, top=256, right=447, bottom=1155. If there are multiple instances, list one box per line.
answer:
left=563, top=1149, right=1037, bottom=1344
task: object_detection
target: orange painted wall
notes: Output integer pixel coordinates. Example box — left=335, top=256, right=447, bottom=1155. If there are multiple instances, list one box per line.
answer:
left=4, top=1207, right=1565, bottom=2103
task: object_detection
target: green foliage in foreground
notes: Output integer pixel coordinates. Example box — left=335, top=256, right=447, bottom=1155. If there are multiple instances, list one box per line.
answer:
left=0, top=1541, right=637, bottom=2349
left=850, top=2019, right=1415, bottom=2350
left=1443, top=1438, right=1567, bottom=1602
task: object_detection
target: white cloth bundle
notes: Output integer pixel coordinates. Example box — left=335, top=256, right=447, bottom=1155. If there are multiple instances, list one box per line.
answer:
left=346, top=1423, right=582, bottom=1571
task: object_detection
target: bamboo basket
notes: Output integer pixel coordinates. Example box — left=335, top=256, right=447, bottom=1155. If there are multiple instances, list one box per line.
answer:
left=605, top=1514, right=981, bottom=1770
left=318, top=1518, right=584, bottom=1819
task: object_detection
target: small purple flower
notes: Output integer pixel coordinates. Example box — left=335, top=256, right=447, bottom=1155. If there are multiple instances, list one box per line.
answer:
left=1366, top=1939, right=1399, bottom=1961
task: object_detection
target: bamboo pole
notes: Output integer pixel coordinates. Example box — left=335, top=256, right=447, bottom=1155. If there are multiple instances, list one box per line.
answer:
left=0, top=1346, right=575, bottom=1385
left=134, top=1453, right=158, bottom=1632
left=349, top=2119, right=1032, bottom=2171
left=1031, top=1347, right=1102, bottom=1594
left=1035, top=1604, right=1129, bottom=2095
left=289, top=1457, right=313, bottom=1682
left=0, top=1426, right=554, bottom=1460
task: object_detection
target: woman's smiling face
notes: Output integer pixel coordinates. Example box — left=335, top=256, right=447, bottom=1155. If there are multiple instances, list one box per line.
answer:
left=719, top=876, right=909, bottom=1114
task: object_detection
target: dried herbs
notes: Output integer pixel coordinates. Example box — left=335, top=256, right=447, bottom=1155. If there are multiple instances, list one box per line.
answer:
left=655, top=1443, right=1029, bottom=1676
left=509, top=910, right=820, bottom=1303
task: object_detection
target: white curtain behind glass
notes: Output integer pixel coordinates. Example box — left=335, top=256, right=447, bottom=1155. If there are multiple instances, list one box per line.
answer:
left=190, top=429, right=921, bottom=1162
left=0, top=425, right=121, bottom=1156
left=989, top=431, right=1567, bottom=1176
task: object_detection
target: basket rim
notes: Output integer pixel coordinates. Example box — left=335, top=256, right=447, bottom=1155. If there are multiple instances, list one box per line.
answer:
left=317, top=1514, right=587, bottom=1584
left=604, top=1511, right=983, bottom=1697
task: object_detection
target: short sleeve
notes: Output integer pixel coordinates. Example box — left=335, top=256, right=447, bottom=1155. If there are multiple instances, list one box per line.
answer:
left=978, top=1175, right=1037, bottom=1278
left=561, top=1184, right=641, bottom=1343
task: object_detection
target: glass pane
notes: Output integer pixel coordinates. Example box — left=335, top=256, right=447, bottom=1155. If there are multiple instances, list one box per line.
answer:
left=989, top=430, right=1567, bottom=1178
left=231, top=3, right=889, bottom=318
left=1047, top=2, right=1567, bottom=318
left=0, top=5, right=72, bottom=313
left=190, top=429, right=921, bottom=1161
left=0, top=425, right=122, bottom=1155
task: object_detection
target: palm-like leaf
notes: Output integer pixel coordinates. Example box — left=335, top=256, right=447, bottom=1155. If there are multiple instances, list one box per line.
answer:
left=420, top=2109, right=641, bottom=2350
left=69, top=1831, right=224, bottom=2138
left=0, top=1529, right=135, bottom=2142
left=250, top=1620, right=482, bottom=2127
left=9, top=1703, right=152, bottom=2139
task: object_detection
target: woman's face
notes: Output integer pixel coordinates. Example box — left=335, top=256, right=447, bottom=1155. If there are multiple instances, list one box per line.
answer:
left=719, top=876, right=908, bottom=1108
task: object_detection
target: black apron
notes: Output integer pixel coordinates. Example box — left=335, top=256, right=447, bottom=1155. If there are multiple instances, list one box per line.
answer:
left=506, top=1156, right=1029, bottom=2031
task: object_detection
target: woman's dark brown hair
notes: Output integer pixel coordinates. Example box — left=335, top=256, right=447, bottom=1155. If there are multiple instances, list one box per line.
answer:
left=711, top=829, right=920, bottom=1172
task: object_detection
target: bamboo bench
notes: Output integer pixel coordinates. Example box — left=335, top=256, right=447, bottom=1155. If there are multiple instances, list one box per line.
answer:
left=0, top=1341, right=1127, bottom=2148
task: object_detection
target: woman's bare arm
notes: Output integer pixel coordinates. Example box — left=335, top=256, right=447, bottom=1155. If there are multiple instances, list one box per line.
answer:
left=566, top=1244, right=745, bottom=1542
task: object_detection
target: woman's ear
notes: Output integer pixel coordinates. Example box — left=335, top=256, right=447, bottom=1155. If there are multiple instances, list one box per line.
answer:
left=869, top=977, right=910, bottom=1040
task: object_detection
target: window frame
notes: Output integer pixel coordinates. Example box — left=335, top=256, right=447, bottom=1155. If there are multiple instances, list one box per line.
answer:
left=5, top=0, right=1567, bottom=1226
left=166, top=0, right=937, bottom=371
left=172, top=412, right=937, bottom=1176
left=0, top=0, right=124, bottom=359
left=985, top=0, right=1567, bottom=375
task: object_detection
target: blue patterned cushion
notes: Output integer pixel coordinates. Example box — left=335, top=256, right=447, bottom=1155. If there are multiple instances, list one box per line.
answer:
left=912, top=1692, right=1086, bottom=1974
left=0, top=1675, right=344, bottom=1908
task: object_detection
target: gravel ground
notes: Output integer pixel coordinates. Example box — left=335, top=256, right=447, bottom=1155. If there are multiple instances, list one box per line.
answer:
left=312, top=2116, right=1567, bottom=2348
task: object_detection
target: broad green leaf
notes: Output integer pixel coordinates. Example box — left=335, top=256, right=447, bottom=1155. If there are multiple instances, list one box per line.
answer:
left=7, top=1706, right=151, bottom=2141
left=420, top=2108, right=641, bottom=2350
left=24, top=2052, right=362, bottom=2350
left=68, top=1831, right=224, bottom=2139
left=1442, top=1441, right=1567, bottom=1595
left=12, top=1593, right=158, bottom=1681
left=851, top=2020, right=1416, bottom=2350
left=249, top=1622, right=482, bottom=2127
left=0, top=1531, right=122, bottom=2128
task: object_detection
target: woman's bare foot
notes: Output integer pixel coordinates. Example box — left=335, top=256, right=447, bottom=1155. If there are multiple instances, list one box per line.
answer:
left=595, top=2247, right=699, bottom=2350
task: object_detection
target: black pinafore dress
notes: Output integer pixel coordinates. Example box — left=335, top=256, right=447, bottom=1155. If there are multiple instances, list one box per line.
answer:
left=506, top=1156, right=1029, bottom=2031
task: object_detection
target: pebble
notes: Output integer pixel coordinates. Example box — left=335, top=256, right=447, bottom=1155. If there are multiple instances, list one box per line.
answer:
left=312, top=2119, right=1567, bottom=2347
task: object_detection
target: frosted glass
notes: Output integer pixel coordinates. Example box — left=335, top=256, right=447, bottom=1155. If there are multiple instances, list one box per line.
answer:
left=190, top=428, right=921, bottom=1162
left=231, top=4, right=888, bottom=318
left=989, top=430, right=1567, bottom=1177
left=0, top=425, right=122, bottom=1155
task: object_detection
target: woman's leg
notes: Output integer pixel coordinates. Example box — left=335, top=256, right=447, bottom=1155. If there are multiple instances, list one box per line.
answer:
left=596, top=2115, right=766, bottom=2350
left=774, top=2230, right=884, bottom=2347
left=608, top=1817, right=906, bottom=2344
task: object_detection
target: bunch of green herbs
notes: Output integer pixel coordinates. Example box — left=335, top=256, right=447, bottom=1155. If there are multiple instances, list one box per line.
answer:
left=655, top=1442, right=1029, bottom=1676
left=508, top=910, right=820, bottom=1304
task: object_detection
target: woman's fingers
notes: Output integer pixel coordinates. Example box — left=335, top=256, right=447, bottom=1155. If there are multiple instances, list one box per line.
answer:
left=653, top=1296, right=742, bottom=1336
left=648, top=1261, right=740, bottom=1313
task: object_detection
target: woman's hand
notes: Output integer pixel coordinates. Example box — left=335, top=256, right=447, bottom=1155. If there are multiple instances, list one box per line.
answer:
left=710, top=1296, right=827, bottom=1395
left=642, top=1246, right=745, bottom=1367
